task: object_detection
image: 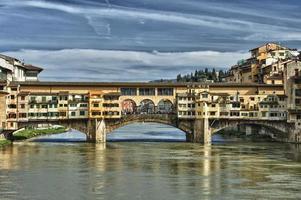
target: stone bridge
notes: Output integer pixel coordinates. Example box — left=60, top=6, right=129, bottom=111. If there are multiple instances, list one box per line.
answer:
left=209, top=118, right=296, bottom=143
left=15, top=114, right=299, bottom=144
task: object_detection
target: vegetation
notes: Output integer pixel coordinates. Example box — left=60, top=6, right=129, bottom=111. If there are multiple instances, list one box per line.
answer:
left=176, top=68, right=226, bottom=83
left=13, top=127, right=67, bottom=141
left=0, top=139, right=11, bottom=147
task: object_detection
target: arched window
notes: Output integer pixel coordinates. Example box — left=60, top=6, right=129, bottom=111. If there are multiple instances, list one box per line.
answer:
left=138, top=99, right=155, bottom=114
left=122, top=99, right=137, bottom=114
left=157, top=99, right=173, bottom=114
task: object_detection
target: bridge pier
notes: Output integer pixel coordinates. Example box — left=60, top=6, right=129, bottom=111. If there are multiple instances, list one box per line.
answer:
left=186, top=118, right=211, bottom=144
left=87, top=119, right=106, bottom=143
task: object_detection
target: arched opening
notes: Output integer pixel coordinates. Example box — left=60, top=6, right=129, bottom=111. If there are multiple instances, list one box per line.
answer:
left=14, top=124, right=87, bottom=143
left=212, top=124, right=282, bottom=143
left=138, top=99, right=155, bottom=114
left=157, top=99, right=174, bottom=114
left=31, top=129, right=87, bottom=143
left=121, top=99, right=137, bottom=115
left=107, top=122, right=186, bottom=142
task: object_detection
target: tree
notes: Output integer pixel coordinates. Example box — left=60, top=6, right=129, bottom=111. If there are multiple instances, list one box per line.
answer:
left=212, top=68, right=217, bottom=81
left=176, top=74, right=182, bottom=82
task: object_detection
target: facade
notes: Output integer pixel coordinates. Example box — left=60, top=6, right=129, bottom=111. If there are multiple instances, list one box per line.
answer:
left=4, top=82, right=287, bottom=130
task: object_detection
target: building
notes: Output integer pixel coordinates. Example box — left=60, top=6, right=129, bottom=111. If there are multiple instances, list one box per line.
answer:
left=225, top=43, right=300, bottom=84
left=0, top=54, right=42, bottom=84
left=0, top=91, right=8, bottom=130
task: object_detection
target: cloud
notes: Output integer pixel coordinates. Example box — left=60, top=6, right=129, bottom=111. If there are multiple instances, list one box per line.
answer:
left=4, top=0, right=301, bottom=36
left=1, top=0, right=301, bottom=53
left=3, top=49, right=249, bottom=81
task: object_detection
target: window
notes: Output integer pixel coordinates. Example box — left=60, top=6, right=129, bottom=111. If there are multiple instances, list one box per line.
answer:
left=42, top=96, right=46, bottom=102
left=71, top=112, right=76, bottom=116
left=295, top=89, right=301, bottom=97
left=41, top=104, right=47, bottom=109
left=230, top=111, right=240, bottom=117
left=49, top=112, right=58, bottom=117
left=80, top=104, right=88, bottom=107
left=80, top=111, right=85, bottom=116
left=20, top=104, right=25, bottom=109
left=92, top=112, right=101, bottom=116
left=19, top=113, right=27, bottom=118
left=121, top=88, right=137, bottom=96
left=139, top=88, right=155, bottom=96
left=103, top=103, right=119, bottom=107
left=104, top=95, right=119, bottom=101
left=232, top=102, right=240, bottom=108
left=60, top=96, right=68, bottom=101
left=21, top=96, right=25, bottom=101
left=158, top=88, right=173, bottom=96
left=59, top=112, right=67, bottom=117
left=93, top=103, right=99, bottom=107
left=70, top=104, right=77, bottom=107
left=295, top=99, right=301, bottom=105
left=50, top=104, right=58, bottom=108
left=241, top=113, right=248, bottom=117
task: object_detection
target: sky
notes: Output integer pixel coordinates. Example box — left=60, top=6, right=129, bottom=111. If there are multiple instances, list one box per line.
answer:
left=1, top=0, right=301, bottom=81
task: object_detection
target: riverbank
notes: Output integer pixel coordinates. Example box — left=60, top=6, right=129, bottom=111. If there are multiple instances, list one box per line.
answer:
left=13, top=127, right=68, bottom=141
left=0, top=139, right=11, bottom=147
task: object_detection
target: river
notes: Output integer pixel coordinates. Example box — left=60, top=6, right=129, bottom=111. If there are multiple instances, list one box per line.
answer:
left=0, top=123, right=301, bottom=200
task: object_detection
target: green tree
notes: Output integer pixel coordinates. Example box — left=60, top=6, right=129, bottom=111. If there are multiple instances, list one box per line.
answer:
left=176, top=74, right=182, bottom=82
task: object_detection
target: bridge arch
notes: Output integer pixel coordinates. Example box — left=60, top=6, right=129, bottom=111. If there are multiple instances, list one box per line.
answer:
left=210, top=119, right=292, bottom=142
left=105, top=114, right=194, bottom=141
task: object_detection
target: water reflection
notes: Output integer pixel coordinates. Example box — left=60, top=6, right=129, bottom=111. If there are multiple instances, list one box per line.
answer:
left=107, top=123, right=186, bottom=142
left=31, top=130, right=87, bottom=142
left=1, top=142, right=301, bottom=199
